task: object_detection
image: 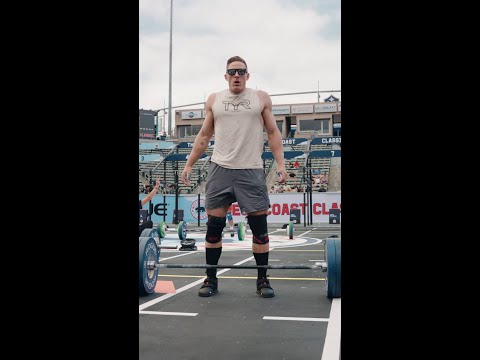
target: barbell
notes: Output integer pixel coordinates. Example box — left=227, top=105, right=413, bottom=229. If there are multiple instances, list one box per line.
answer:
left=138, top=235, right=341, bottom=299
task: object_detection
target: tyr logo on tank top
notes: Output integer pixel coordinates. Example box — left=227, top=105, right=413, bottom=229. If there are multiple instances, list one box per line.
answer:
left=222, top=99, right=251, bottom=111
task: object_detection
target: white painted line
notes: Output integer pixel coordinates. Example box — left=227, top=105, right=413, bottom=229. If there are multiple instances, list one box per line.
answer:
left=309, top=260, right=323, bottom=262
left=139, top=255, right=256, bottom=311
left=273, top=249, right=323, bottom=252
left=139, top=311, right=198, bottom=317
left=139, top=280, right=204, bottom=311
left=298, top=230, right=312, bottom=237
left=158, top=252, right=199, bottom=261
left=321, top=298, right=341, bottom=360
left=263, top=316, right=329, bottom=322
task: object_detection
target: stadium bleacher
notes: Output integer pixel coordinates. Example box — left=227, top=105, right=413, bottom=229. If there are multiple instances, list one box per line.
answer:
left=139, top=135, right=340, bottom=194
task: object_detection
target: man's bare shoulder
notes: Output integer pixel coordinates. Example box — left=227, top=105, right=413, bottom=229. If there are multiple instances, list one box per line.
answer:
left=256, top=89, right=272, bottom=109
left=207, top=92, right=217, bottom=100
left=256, top=89, right=270, bottom=97
left=205, top=92, right=218, bottom=109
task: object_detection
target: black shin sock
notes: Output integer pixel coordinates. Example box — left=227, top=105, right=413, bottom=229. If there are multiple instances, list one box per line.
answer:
left=205, top=247, right=222, bottom=278
left=253, top=252, right=269, bottom=279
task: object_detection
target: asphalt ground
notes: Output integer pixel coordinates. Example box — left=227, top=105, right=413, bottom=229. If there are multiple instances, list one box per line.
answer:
left=139, top=223, right=341, bottom=360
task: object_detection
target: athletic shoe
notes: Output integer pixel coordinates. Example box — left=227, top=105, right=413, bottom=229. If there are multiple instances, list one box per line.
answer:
left=198, top=277, right=218, bottom=297
left=256, top=277, right=275, bottom=298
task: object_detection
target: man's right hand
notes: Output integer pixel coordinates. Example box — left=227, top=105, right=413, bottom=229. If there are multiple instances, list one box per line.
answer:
left=181, top=165, right=193, bottom=185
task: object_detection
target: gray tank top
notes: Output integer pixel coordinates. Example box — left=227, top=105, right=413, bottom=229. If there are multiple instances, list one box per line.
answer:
left=211, top=88, right=264, bottom=169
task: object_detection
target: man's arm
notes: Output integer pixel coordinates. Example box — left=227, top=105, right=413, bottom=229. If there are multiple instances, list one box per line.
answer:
left=259, top=90, right=287, bottom=183
left=141, top=178, right=160, bottom=207
left=180, top=93, right=216, bottom=185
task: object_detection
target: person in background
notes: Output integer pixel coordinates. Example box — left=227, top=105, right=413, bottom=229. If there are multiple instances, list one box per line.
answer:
left=139, top=179, right=160, bottom=236
left=319, top=171, right=329, bottom=185
left=226, top=204, right=235, bottom=237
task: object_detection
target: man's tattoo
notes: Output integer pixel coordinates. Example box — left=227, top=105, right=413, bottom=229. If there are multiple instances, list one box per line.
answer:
left=199, top=141, right=205, bottom=147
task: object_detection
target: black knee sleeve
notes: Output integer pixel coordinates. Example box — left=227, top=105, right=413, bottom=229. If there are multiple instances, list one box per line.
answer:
left=247, top=214, right=269, bottom=244
left=205, top=215, right=226, bottom=243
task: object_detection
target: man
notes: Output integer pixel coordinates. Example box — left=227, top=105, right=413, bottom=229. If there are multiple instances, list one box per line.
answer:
left=226, top=204, right=235, bottom=237
left=319, top=171, right=329, bottom=185
left=181, top=55, right=287, bottom=298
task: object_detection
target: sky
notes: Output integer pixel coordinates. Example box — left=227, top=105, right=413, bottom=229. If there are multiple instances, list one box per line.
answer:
left=139, top=0, right=341, bottom=133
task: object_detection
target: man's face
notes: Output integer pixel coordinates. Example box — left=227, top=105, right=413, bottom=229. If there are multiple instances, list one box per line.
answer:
left=225, top=61, right=249, bottom=94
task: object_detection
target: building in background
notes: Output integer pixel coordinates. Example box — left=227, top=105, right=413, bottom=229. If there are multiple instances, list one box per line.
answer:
left=172, top=100, right=341, bottom=141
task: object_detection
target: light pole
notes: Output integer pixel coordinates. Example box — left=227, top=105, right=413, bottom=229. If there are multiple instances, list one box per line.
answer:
left=167, top=0, right=173, bottom=137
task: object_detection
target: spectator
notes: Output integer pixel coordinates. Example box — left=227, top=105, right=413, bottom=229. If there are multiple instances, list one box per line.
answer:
left=319, top=172, right=329, bottom=185
left=226, top=205, right=235, bottom=237
left=273, top=182, right=281, bottom=193
left=139, top=179, right=160, bottom=236
left=142, top=181, right=149, bottom=193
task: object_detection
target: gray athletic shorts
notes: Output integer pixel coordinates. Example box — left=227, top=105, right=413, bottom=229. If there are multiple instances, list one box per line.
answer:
left=205, top=162, right=270, bottom=214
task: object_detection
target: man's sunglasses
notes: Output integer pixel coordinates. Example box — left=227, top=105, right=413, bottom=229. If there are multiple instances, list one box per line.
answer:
left=226, top=68, right=247, bottom=76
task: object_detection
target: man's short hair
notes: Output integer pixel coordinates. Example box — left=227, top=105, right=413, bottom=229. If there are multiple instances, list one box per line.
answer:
left=226, top=56, right=247, bottom=70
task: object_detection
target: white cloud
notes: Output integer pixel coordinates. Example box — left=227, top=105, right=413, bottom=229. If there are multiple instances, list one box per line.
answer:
left=140, top=0, right=340, bottom=132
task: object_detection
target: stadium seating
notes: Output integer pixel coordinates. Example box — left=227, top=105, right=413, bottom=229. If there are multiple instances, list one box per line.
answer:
left=139, top=135, right=339, bottom=194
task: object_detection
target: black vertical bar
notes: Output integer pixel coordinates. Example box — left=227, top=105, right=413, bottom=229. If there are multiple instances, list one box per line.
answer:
left=174, top=162, right=179, bottom=224
left=309, top=187, right=313, bottom=225
left=304, top=161, right=308, bottom=225
left=303, top=191, right=307, bottom=227
left=197, top=168, right=201, bottom=226
left=163, top=161, right=167, bottom=222
left=309, top=162, right=313, bottom=225
left=306, top=159, right=310, bottom=226
left=197, top=193, right=201, bottom=226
